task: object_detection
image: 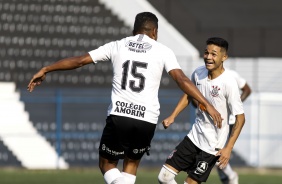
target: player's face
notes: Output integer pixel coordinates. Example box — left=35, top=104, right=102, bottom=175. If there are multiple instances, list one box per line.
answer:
left=203, top=44, right=227, bottom=72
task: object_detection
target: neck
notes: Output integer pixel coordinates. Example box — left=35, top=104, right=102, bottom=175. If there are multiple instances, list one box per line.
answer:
left=208, top=67, right=225, bottom=80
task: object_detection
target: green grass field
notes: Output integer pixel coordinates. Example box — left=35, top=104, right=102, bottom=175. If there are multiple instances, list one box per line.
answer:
left=0, top=167, right=281, bottom=184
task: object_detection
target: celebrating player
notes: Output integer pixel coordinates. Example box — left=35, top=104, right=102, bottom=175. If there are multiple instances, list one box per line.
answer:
left=158, top=37, right=245, bottom=184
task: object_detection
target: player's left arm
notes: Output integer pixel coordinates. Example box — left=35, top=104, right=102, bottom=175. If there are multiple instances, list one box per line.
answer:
left=232, top=70, right=252, bottom=102
left=240, top=83, right=252, bottom=102
left=216, top=76, right=245, bottom=168
left=216, top=113, right=245, bottom=169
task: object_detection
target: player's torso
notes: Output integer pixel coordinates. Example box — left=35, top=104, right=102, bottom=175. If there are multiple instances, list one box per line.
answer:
left=189, top=67, right=231, bottom=154
left=194, top=67, right=229, bottom=119
left=109, top=35, right=167, bottom=123
left=111, top=35, right=165, bottom=100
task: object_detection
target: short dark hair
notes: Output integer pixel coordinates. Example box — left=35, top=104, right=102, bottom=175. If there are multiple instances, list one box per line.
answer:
left=206, top=37, right=229, bottom=52
left=133, top=12, right=158, bottom=35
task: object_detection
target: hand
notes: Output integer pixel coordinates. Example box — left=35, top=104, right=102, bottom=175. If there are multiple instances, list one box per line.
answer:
left=215, top=147, right=232, bottom=169
left=27, top=69, right=46, bottom=92
left=205, top=104, right=223, bottom=128
left=162, top=116, right=175, bottom=129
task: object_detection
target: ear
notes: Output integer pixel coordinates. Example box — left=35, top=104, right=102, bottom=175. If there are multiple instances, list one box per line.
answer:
left=152, top=28, right=158, bottom=40
left=222, top=54, right=228, bottom=62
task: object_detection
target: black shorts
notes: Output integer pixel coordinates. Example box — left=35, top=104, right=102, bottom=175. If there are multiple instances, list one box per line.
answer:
left=99, top=115, right=156, bottom=161
left=165, top=136, right=219, bottom=182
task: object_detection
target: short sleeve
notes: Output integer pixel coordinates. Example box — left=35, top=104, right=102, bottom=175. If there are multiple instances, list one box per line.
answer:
left=88, top=42, right=115, bottom=63
left=225, top=77, right=244, bottom=116
left=163, top=47, right=181, bottom=72
left=230, top=70, right=246, bottom=89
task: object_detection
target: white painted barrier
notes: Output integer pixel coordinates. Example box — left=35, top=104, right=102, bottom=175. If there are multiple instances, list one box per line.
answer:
left=0, top=82, right=69, bottom=169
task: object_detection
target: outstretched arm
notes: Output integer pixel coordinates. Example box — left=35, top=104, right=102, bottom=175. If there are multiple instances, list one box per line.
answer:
left=162, top=94, right=190, bottom=129
left=27, top=53, right=93, bottom=92
left=168, top=69, right=223, bottom=128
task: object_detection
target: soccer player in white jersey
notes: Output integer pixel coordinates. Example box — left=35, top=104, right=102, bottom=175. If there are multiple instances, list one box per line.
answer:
left=158, top=37, right=245, bottom=184
left=27, top=12, right=222, bottom=184
left=191, top=68, right=251, bottom=184
left=216, top=69, right=251, bottom=184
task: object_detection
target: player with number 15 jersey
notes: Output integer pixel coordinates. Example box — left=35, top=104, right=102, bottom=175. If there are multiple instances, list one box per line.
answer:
left=89, top=34, right=181, bottom=124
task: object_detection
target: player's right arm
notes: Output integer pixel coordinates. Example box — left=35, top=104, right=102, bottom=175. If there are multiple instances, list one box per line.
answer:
left=27, top=53, right=93, bottom=92
left=168, top=69, right=223, bottom=128
left=162, top=94, right=190, bottom=129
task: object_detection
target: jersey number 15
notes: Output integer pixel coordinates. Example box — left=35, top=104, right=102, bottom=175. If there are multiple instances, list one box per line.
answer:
left=121, top=60, right=148, bottom=92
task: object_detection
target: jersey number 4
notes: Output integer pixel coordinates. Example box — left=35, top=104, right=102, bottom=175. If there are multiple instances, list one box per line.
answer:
left=121, top=60, right=148, bottom=92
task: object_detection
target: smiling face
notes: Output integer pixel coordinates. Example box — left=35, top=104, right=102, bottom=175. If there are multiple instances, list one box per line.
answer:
left=203, top=44, right=228, bottom=72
